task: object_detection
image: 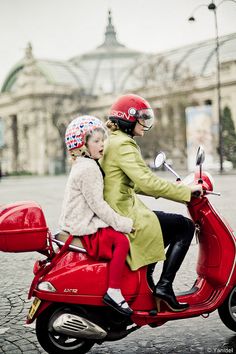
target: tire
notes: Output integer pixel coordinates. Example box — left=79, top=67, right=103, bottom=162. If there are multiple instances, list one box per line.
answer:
left=218, top=287, right=236, bottom=332
left=36, top=305, right=95, bottom=354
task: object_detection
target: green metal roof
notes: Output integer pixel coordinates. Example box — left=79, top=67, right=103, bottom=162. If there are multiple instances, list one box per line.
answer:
left=1, top=10, right=236, bottom=95
left=1, top=59, right=88, bottom=93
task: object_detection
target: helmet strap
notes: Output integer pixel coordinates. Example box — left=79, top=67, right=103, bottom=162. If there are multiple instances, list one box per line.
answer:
left=116, top=120, right=136, bottom=135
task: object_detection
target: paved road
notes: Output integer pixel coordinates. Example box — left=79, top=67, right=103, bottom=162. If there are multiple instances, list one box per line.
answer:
left=0, top=172, right=236, bottom=354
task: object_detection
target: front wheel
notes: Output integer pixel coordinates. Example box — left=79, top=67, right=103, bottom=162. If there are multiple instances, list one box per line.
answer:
left=36, top=305, right=95, bottom=354
left=218, top=287, right=236, bottom=332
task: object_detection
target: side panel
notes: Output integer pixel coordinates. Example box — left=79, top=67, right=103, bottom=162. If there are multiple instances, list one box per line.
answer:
left=189, top=198, right=236, bottom=287
left=39, top=252, right=140, bottom=303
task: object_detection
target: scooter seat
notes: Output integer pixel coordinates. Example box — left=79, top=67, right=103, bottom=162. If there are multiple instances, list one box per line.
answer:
left=52, top=231, right=87, bottom=253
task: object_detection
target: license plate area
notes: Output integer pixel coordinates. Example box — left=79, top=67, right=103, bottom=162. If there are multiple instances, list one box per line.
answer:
left=28, top=297, right=41, bottom=320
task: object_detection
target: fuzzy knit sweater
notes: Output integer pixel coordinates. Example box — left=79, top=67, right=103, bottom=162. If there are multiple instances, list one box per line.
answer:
left=59, top=157, right=133, bottom=236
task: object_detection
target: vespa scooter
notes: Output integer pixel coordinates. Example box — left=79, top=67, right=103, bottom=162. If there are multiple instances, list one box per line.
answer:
left=0, top=146, right=235, bottom=354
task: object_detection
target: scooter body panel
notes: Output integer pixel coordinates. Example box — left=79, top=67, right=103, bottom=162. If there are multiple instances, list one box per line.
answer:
left=33, top=251, right=149, bottom=308
left=189, top=197, right=236, bottom=287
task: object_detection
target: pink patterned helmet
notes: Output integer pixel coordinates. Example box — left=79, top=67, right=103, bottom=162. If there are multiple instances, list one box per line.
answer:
left=65, top=115, right=105, bottom=151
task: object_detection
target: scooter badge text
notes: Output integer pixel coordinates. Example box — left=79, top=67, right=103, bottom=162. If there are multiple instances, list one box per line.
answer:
left=63, top=288, right=78, bottom=293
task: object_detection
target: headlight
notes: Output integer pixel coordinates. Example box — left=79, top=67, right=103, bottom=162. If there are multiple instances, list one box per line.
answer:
left=37, top=281, right=56, bottom=292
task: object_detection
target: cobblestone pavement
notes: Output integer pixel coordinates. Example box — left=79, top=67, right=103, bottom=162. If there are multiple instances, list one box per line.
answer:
left=1, top=172, right=236, bottom=353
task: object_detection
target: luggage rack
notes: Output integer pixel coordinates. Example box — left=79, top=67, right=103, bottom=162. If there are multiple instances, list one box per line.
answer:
left=52, top=232, right=87, bottom=253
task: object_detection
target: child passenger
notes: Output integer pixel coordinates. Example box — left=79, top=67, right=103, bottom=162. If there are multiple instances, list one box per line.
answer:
left=59, top=115, right=133, bottom=316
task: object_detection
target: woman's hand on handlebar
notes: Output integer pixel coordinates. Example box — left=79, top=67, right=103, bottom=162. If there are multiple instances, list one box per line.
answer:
left=190, top=185, right=203, bottom=198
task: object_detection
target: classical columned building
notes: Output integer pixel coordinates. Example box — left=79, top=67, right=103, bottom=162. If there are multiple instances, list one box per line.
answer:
left=0, top=11, right=236, bottom=174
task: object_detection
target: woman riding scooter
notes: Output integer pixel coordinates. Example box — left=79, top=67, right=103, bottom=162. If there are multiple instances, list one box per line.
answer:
left=100, top=94, right=203, bottom=312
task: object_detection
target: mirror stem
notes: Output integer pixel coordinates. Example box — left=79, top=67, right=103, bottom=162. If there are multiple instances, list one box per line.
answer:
left=163, top=162, right=181, bottom=181
left=199, top=165, right=203, bottom=184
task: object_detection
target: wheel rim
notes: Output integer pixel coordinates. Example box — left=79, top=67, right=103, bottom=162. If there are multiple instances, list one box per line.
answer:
left=46, top=307, right=94, bottom=351
left=48, top=331, right=88, bottom=351
left=228, top=287, right=236, bottom=320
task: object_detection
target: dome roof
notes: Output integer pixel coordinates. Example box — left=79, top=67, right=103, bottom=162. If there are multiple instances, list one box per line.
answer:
left=1, top=11, right=142, bottom=95
left=69, top=10, right=142, bottom=95
left=1, top=13, right=236, bottom=95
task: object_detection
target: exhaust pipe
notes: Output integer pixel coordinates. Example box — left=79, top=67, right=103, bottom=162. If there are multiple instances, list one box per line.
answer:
left=52, top=313, right=107, bottom=340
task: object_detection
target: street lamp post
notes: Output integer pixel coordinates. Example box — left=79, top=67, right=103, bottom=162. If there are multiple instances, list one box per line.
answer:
left=188, top=0, right=236, bottom=173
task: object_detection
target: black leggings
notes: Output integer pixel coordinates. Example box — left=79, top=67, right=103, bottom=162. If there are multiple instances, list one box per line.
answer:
left=153, top=211, right=195, bottom=249
left=147, top=211, right=195, bottom=288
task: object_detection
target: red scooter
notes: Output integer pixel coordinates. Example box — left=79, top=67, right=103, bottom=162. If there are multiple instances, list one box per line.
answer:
left=0, top=146, right=235, bottom=354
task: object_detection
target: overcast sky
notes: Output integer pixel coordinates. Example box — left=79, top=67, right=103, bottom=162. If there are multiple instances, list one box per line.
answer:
left=1, top=0, right=236, bottom=87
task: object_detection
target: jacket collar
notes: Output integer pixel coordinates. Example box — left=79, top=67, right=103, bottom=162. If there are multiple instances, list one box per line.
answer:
left=111, top=130, right=134, bottom=139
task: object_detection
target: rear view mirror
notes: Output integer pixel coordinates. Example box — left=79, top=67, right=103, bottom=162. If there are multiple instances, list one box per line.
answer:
left=196, top=146, right=205, bottom=181
left=196, top=146, right=205, bottom=166
left=154, top=152, right=166, bottom=168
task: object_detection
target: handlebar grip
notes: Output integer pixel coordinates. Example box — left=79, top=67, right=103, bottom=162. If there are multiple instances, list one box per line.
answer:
left=192, top=190, right=201, bottom=198
left=205, top=191, right=221, bottom=196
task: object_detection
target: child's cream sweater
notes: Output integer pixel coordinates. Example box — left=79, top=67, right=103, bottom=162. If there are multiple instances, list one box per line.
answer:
left=59, top=157, right=133, bottom=236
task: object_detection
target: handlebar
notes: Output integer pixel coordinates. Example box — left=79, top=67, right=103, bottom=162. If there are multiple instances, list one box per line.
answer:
left=205, top=190, right=221, bottom=196
left=192, top=190, right=202, bottom=198
left=191, top=190, right=221, bottom=198
left=155, top=151, right=221, bottom=198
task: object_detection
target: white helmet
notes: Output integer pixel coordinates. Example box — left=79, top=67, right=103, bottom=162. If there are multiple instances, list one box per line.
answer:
left=65, top=115, right=105, bottom=151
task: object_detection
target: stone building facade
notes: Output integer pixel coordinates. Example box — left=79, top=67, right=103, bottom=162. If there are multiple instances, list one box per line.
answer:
left=0, top=11, right=236, bottom=175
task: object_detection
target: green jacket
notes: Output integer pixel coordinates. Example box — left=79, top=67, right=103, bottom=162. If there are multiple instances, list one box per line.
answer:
left=100, top=130, right=191, bottom=271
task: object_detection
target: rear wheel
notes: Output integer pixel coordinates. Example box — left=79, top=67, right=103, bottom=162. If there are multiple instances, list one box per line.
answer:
left=218, top=287, right=236, bottom=332
left=36, top=305, right=95, bottom=354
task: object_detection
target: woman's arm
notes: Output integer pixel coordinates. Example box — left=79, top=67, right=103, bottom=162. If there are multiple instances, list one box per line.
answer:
left=116, top=140, right=191, bottom=203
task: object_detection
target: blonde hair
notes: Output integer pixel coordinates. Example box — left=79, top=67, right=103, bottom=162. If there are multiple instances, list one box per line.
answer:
left=106, top=119, right=119, bottom=132
left=69, top=146, right=89, bottom=161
